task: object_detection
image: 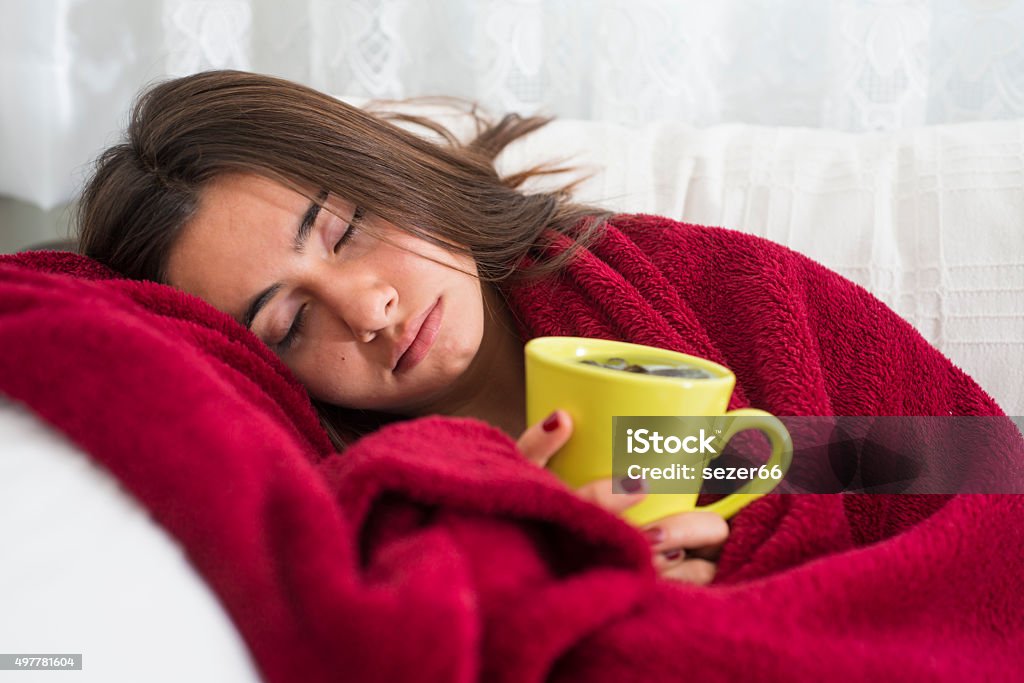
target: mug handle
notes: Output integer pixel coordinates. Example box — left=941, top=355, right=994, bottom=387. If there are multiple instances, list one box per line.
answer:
left=695, top=408, right=793, bottom=520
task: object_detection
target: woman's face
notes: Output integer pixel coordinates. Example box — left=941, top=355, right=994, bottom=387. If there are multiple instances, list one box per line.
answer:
left=166, top=173, right=488, bottom=414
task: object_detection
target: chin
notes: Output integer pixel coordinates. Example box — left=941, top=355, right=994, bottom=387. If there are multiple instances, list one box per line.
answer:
left=394, top=362, right=474, bottom=414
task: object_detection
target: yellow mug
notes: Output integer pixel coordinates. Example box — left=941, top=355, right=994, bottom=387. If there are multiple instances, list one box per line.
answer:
left=524, top=337, right=792, bottom=525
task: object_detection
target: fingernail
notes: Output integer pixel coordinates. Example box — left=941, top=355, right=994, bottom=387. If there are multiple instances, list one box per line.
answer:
left=642, top=527, right=664, bottom=545
left=542, top=412, right=560, bottom=432
left=663, top=549, right=684, bottom=561
left=619, top=476, right=645, bottom=494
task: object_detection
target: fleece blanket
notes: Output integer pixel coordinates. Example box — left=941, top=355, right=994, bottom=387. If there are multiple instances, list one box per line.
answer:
left=1, top=214, right=1022, bottom=682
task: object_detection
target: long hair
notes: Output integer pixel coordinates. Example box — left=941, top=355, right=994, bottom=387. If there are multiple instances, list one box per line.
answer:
left=76, top=69, right=610, bottom=449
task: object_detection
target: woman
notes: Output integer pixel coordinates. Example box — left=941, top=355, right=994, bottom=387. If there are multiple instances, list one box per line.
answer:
left=74, top=70, right=995, bottom=588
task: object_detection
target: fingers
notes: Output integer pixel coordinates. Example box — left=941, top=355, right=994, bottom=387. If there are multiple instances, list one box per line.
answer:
left=640, top=511, right=730, bottom=585
left=515, top=414, right=646, bottom=516
left=516, top=413, right=727, bottom=588
left=656, top=557, right=718, bottom=585
left=687, top=544, right=724, bottom=563
left=515, top=410, right=573, bottom=467
left=642, top=510, right=729, bottom=554
left=575, top=478, right=646, bottom=516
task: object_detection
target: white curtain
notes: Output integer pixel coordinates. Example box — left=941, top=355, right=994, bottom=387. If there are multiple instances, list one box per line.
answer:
left=3, top=0, right=1024, bottom=209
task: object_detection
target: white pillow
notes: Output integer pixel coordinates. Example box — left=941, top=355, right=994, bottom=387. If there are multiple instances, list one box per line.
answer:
left=0, top=396, right=261, bottom=683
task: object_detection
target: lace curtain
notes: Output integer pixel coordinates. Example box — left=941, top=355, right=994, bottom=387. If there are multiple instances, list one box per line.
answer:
left=4, top=0, right=1024, bottom=209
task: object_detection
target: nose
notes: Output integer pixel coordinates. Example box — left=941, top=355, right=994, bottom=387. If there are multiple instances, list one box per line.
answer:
left=312, top=266, right=397, bottom=343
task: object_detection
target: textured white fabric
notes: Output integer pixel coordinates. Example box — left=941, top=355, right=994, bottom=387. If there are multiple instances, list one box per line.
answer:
left=495, top=117, right=1024, bottom=415
left=0, top=396, right=260, bottom=683
left=5, top=0, right=1024, bottom=209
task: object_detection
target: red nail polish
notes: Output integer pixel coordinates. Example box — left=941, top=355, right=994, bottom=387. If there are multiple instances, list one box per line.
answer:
left=542, top=412, right=560, bottom=432
left=643, top=527, right=664, bottom=545
left=663, top=549, right=684, bottom=561
left=619, top=476, right=645, bottom=493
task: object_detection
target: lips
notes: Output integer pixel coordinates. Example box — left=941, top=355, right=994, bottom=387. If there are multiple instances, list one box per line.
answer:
left=393, top=298, right=443, bottom=374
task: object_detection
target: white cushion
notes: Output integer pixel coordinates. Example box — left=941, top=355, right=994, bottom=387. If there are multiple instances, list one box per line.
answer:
left=0, top=396, right=260, bottom=683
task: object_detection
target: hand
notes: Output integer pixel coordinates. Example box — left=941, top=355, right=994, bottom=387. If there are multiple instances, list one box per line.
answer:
left=517, top=410, right=729, bottom=585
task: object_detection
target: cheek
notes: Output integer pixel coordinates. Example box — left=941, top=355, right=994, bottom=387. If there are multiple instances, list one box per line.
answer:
left=289, top=362, right=332, bottom=403
left=290, top=344, right=358, bottom=404
left=448, top=279, right=486, bottom=354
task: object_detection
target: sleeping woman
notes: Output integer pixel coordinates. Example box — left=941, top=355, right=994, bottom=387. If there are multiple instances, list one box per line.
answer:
left=74, top=70, right=1003, bottom=587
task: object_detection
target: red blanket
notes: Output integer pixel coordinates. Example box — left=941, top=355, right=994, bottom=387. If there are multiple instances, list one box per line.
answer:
left=1, top=214, right=1022, bottom=682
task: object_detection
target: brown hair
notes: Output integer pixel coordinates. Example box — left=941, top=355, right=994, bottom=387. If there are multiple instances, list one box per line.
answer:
left=76, top=69, right=609, bottom=449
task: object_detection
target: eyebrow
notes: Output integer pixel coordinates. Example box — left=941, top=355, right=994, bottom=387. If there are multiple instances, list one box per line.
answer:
left=241, top=189, right=328, bottom=331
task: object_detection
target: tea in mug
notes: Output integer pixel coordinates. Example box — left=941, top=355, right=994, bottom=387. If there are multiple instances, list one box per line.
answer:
left=580, top=356, right=714, bottom=379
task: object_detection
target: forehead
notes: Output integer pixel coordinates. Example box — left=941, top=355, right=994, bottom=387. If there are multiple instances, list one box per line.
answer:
left=166, top=173, right=307, bottom=321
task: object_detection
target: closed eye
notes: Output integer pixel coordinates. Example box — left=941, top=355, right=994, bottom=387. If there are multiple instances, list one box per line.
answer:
left=276, top=206, right=364, bottom=354
left=334, top=206, right=364, bottom=252
left=275, top=302, right=307, bottom=353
